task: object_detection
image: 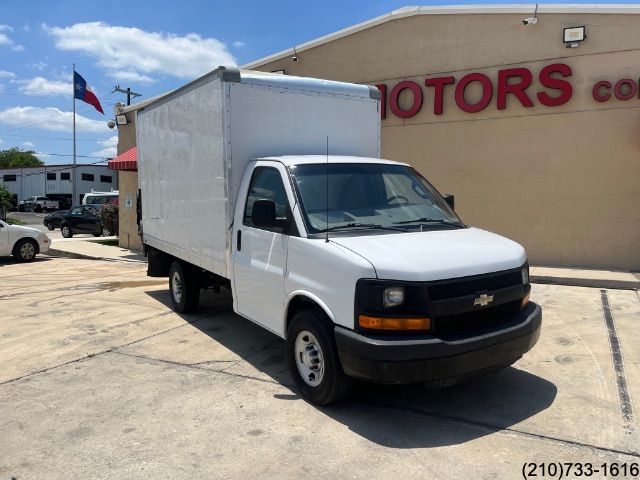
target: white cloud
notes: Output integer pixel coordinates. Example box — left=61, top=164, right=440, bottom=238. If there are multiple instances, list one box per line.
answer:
left=0, top=26, right=23, bottom=51
left=90, top=135, right=118, bottom=158
left=110, top=70, right=155, bottom=84
left=0, top=138, right=3, bottom=144
left=0, top=106, right=106, bottom=133
left=31, top=61, right=47, bottom=71
left=0, top=70, right=15, bottom=78
left=20, top=76, right=72, bottom=95
left=232, top=41, right=246, bottom=48
left=21, top=141, right=35, bottom=148
left=45, top=22, right=236, bottom=81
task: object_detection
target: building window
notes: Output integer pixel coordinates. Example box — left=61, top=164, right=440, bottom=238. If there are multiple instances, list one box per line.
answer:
left=100, top=175, right=112, bottom=183
left=47, top=172, right=56, bottom=180
left=81, top=173, right=94, bottom=181
left=61, top=172, right=70, bottom=180
left=3, top=174, right=16, bottom=182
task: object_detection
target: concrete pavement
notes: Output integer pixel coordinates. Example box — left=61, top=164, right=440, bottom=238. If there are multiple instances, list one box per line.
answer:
left=0, top=254, right=639, bottom=479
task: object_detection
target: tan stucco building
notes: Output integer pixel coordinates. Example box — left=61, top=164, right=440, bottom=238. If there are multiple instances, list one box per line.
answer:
left=114, top=4, right=640, bottom=270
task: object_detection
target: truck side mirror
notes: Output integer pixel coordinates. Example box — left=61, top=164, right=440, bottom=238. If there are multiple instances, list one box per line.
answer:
left=443, top=194, right=455, bottom=210
left=252, top=199, right=278, bottom=229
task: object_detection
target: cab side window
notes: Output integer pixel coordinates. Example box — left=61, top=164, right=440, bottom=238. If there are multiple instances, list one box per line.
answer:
left=243, top=167, right=290, bottom=232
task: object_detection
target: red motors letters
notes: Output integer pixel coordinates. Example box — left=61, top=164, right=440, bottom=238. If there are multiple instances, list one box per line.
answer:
left=376, top=63, right=573, bottom=119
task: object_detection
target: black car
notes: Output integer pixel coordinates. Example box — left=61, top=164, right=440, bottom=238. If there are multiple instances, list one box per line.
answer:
left=60, top=205, right=110, bottom=238
left=43, top=210, right=68, bottom=231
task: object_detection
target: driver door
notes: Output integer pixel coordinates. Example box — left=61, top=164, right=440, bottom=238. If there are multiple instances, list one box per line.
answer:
left=232, top=163, right=295, bottom=336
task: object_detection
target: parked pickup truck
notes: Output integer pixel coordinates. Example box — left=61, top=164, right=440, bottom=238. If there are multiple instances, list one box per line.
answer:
left=19, top=196, right=59, bottom=212
left=138, top=67, right=542, bottom=405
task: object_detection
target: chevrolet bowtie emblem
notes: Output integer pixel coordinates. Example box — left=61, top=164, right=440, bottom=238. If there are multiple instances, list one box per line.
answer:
left=473, top=293, right=494, bottom=307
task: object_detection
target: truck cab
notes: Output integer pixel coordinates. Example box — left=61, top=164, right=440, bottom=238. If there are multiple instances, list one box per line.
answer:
left=162, top=155, right=541, bottom=405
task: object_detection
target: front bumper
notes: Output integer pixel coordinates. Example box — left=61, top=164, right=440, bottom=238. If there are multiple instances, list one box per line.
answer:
left=335, top=302, right=541, bottom=384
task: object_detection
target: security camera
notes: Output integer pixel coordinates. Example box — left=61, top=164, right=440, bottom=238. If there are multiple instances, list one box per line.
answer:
left=107, top=120, right=116, bottom=129
left=522, top=17, right=538, bottom=25
left=292, top=56, right=299, bottom=62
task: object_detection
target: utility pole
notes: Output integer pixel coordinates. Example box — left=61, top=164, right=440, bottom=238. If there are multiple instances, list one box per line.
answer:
left=113, top=85, right=142, bottom=106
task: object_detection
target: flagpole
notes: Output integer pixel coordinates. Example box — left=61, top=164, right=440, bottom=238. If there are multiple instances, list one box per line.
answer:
left=72, top=63, right=76, bottom=206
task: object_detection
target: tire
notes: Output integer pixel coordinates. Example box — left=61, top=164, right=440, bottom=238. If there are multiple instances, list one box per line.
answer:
left=47, top=224, right=55, bottom=231
left=286, top=309, right=354, bottom=405
left=61, top=224, right=73, bottom=238
left=35, top=205, right=42, bottom=213
left=13, top=238, right=38, bottom=262
left=93, top=233, right=102, bottom=237
left=168, top=261, right=200, bottom=313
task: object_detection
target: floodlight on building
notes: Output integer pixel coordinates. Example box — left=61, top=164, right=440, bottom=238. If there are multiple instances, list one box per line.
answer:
left=564, top=26, right=586, bottom=48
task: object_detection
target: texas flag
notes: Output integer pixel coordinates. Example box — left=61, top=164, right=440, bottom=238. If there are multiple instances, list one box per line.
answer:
left=73, top=71, right=104, bottom=114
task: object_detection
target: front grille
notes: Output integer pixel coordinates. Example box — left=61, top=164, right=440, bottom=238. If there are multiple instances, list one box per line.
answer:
left=432, top=299, right=521, bottom=338
left=427, top=270, right=522, bottom=301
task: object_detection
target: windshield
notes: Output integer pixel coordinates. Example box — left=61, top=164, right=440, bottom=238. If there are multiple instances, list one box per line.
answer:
left=289, top=163, right=464, bottom=234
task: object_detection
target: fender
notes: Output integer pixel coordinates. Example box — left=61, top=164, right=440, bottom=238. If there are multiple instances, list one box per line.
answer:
left=284, top=290, right=337, bottom=335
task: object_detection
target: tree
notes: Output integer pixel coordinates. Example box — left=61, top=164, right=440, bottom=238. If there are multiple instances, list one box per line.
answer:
left=0, top=184, right=12, bottom=219
left=0, top=148, right=44, bottom=168
left=98, top=202, right=119, bottom=237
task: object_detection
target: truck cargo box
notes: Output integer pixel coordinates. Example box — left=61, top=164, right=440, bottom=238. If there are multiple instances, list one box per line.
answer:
left=136, top=67, right=380, bottom=278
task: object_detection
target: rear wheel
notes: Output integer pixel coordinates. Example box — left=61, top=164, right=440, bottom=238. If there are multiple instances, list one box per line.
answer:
left=286, top=309, right=354, bottom=405
left=168, top=261, right=200, bottom=313
left=13, top=238, right=38, bottom=262
left=34, top=205, right=42, bottom=213
left=61, top=225, right=73, bottom=238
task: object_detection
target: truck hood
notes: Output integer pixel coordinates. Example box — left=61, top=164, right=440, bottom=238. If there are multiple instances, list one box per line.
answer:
left=330, top=227, right=526, bottom=281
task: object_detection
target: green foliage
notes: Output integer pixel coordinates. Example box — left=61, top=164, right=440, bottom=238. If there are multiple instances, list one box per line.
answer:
left=0, top=148, right=44, bottom=168
left=5, top=216, right=25, bottom=225
left=98, top=202, right=119, bottom=237
left=0, top=184, right=12, bottom=218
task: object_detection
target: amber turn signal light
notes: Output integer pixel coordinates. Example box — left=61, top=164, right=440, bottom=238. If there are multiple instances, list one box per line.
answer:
left=521, top=291, right=531, bottom=309
left=358, top=315, right=431, bottom=331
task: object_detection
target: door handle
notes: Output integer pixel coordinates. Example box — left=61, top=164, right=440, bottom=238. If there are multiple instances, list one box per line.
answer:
left=237, top=230, right=242, bottom=251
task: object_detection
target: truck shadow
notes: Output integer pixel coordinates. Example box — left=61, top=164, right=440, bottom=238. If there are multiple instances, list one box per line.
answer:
left=146, top=289, right=557, bottom=449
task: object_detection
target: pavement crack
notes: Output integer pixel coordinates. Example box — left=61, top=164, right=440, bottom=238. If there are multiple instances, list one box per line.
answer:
left=600, top=289, right=634, bottom=431
left=0, top=349, right=112, bottom=387
left=369, top=402, right=640, bottom=459
left=110, top=350, right=285, bottom=386
left=0, top=315, right=209, bottom=388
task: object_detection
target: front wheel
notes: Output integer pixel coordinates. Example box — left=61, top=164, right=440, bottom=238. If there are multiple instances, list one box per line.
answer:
left=47, top=224, right=55, bottom=231
left=61, top=225, right=73, bottom=238
left=286, top=310, right=354, bottom=405
left=168, top=261, right=200, bottom=313
left=13, top=238, right=37, bottom=262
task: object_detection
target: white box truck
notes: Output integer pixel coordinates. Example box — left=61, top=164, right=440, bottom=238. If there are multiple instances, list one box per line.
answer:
left=137, top=67, right=541, bottom=405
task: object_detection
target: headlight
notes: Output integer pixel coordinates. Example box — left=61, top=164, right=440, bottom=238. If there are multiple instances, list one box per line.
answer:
left=383, top=286, right=404, bottom=307
left=521, top=266, right=529, bottom=285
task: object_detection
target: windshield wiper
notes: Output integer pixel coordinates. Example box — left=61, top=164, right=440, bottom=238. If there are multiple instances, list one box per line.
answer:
left=319, top=222, right=407, bottom=233
left=393, top=218, right=464, bottom=227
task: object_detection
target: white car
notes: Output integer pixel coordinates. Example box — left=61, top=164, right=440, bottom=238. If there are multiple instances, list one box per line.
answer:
left=0, top=220, right=51, bottom=262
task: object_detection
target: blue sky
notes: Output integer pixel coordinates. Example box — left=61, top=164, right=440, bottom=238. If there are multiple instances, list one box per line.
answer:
left=0, top=0, right=636, bottom=164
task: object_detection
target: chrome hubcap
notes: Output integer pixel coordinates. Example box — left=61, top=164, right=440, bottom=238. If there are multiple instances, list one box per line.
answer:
left=171, top=271, right=183, bottom=303
left=20, top=242, right=35, bottom=260
left=295, top=330, right=325, bottom=387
